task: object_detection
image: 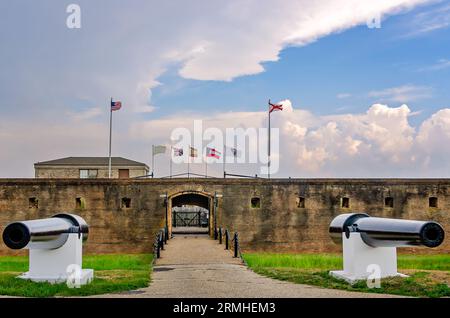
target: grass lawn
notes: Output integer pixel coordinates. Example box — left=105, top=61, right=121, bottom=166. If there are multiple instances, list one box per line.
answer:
left=0, top=254, right=152, bottom=297
left=243, top=253, right=450, bottom=298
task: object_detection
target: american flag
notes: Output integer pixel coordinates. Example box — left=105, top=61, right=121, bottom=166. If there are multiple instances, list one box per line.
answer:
left=111, top=100, right=122, bottom=111
left=206, top=147, right=221, bottom=159
left=269, top=101, right=283, bottom=113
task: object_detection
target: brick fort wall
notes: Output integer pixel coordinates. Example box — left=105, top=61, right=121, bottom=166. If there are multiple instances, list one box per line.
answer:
left=0, top=178, right=448, bottom=255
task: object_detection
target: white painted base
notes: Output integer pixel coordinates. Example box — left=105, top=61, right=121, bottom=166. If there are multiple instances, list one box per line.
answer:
left=329, top=270, right=407, bottom=284
left=329, top=233, right=408, bottom=284
left=19, top=234, right=94, bottom=286
left=18, top=269, right=94, bottom=285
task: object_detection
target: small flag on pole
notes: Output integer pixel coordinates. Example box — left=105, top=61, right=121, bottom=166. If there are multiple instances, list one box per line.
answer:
left=206, top=147, right=221, bottom=159
left=190, top=147, right=198, bottom=157
left=269, top=101, right=283, bottom=113
left=111, top=100, right=122, bottom=111
left=173, top=147, right=184, bottom=156
left=153, top=145, right=167, bottom=155
left=225, top=146, right=241, bottom=158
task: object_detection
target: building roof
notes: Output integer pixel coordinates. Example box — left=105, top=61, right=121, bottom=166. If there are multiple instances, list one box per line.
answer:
left=34, top=157, right=148, bottom=168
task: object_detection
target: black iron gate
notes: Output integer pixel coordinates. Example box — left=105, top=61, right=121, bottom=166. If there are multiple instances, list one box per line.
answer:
left=173, top=211, right=205, bottom=227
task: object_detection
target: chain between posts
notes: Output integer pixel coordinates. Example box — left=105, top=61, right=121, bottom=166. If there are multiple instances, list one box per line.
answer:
left=154, top=227, right=170, bottom=261
left=216, top=226, right=240, bottom=258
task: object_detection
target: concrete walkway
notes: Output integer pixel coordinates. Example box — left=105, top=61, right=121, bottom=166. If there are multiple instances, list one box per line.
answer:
left=102, top=235, right=400, bottom=298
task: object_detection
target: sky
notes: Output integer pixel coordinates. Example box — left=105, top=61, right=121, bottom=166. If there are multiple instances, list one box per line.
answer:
left=0, top=0, right=450, bottom=178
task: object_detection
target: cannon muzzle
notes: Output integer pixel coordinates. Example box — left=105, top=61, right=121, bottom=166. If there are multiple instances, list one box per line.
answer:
left=2, top=213, right=88, bottom=250
left=329, top=213, right=445, bottom=248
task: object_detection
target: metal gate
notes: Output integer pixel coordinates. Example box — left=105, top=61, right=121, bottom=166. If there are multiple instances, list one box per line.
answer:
left=173, top=211, right=205, bottom=227
left=172, top=211, right=202, bottom=227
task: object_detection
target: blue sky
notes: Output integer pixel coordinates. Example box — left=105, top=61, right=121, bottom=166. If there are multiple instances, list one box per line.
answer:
left=1, top=0, right=450, bottom=178
left=150, top=2, right=450, bottom=122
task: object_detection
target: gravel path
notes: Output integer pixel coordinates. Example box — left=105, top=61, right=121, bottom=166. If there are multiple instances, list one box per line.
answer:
left=99, top=234, right=401, bottom=298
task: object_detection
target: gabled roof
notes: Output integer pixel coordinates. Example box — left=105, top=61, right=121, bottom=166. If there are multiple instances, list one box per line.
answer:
left=34, top=157, right=148, bottom=168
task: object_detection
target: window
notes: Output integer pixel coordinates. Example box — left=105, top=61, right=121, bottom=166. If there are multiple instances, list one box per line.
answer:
left=29, top=197, right=38, bottom=209
left=119, top=169, right=130, bottom=179
left=76, top=197, right=85, bottom=210
left=121, top=197, right=131, bottom=209
left=385, top=197, right=394, bottom=208
left=429, top=197, right=438, bottom=208
left=341, top=197, right=350, bottom=208
left=79, top=169, right=98, bottom=179
left=251, top=197, right=261, bottom=208
left=297, top=196, right=305, bottom=208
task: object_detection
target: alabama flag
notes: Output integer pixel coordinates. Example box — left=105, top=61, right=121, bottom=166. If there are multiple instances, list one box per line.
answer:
left=269, top=101, right=283, bottom=113
left=206, top=147, right=221, bottom=159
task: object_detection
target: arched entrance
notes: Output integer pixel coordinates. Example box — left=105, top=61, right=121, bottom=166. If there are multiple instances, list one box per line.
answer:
left=168, top=191, right=214, bottom=235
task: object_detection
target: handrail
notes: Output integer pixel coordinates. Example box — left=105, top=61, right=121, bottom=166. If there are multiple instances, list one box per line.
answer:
left=224, top=172, right=260, bottom=179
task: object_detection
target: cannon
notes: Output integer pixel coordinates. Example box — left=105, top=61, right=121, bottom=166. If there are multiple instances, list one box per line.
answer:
left=329, top=213, right=445, bottom=283
left=2, top=213, right=94, bottom=285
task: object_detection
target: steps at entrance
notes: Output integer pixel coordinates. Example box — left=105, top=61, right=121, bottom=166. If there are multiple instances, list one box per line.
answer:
left=171, top=226, right=209, bottom=235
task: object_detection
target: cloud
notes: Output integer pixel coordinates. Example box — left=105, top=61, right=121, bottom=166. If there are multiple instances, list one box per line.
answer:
left=0, top=0, right=433, bottom=117
left=418, top=58, right=450, bottom=71
left=368, top=85, right=433, bottom=102
left=337, top=93, right=352, bottom=99
left=0, top=0, right=442, bottom=177
left=2, top=99, right=450, bottom=177
left=68, top=108, right=103, bottom=121
left=177, top=0, right=432, bottom=81
left=401, top=2, right=450, bottom=37
left=126, top=101, right=450, bottom=177
left=417, top=109, right=450, bottom=154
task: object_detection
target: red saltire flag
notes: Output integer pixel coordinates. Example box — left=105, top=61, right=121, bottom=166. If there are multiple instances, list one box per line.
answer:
left=111, top=99, right=122, bottom=111
left=206, top=147, right=221, bottom=159
left=269, top=101, right=283, bottom=113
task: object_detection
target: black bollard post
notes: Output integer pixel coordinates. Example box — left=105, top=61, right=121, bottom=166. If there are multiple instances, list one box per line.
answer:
left=156, top=237, right=161, bottom=259
left=219, top=227, right=222, bottom=244
left=160, top=231, right=164, bottom=251
left=225, top=229, right=229, bottom=250
left=164, top=226, right=168, bottom=244
left=233, top=232, right=239, bottom=258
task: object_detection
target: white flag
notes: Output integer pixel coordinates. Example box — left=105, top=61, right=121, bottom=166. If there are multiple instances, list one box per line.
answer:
left=153, top=145, right=167, bottom=155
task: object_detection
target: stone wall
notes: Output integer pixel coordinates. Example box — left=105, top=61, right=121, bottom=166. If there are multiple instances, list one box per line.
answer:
left=0, top=178, right=448, bottom=256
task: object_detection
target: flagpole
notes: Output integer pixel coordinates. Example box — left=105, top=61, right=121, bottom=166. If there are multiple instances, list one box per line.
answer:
left=268, top=99, right=271, bottom=179
left=170, top=146, right=173, bottom=178
left=223, top=145, right=226, bottom=178
left=108, top=97, right=113, bottom=179
left=187, top=146, right=190, bottom=178
left=151, top=145, right=155, bottom=178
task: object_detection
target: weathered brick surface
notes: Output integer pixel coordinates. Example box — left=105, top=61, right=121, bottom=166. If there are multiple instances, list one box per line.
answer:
left=0, top=179, right=448, bottom=255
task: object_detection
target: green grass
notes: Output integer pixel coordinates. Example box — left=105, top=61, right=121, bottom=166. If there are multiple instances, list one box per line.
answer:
left=0, top=254, right=152, bottom=297
left=244, top=253, right=450, bottom=271
left=243, top=253, right=450, bottom=298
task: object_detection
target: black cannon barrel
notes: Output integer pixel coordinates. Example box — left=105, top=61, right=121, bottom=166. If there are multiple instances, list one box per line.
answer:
left=2, top=213, right=89, bottom=250
left=329, top=213, right=445, bottom=248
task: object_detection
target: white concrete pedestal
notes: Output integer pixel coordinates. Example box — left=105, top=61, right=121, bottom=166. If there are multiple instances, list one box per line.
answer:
left=329, top=233, right=407, bottom=284
left=19, top=234, right=94, bottom=285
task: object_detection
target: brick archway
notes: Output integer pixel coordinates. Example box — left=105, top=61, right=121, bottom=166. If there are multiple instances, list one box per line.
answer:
left=167, top=191, right=214, bottom=236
